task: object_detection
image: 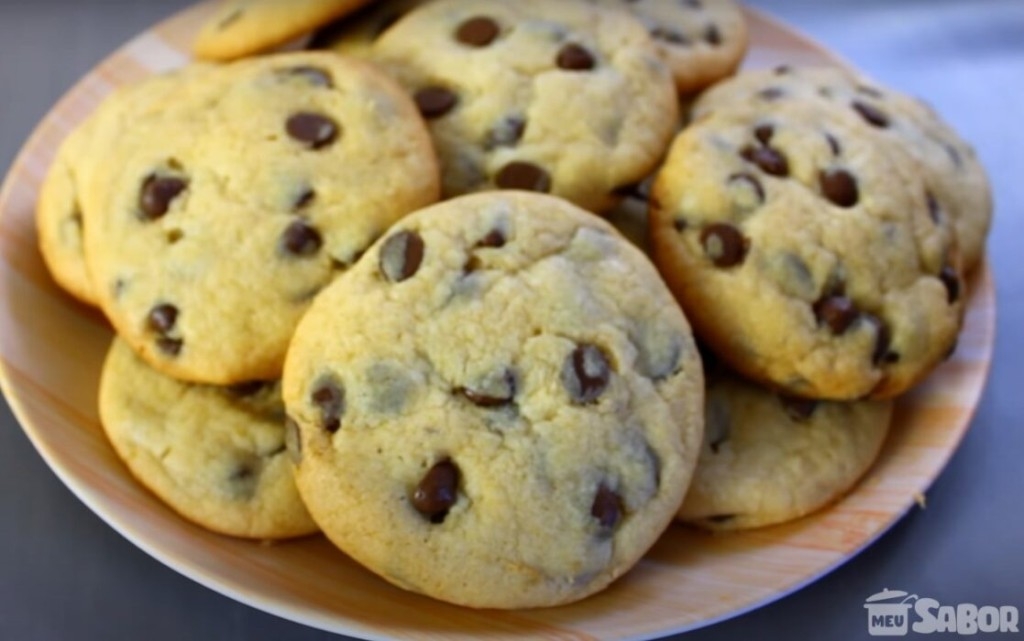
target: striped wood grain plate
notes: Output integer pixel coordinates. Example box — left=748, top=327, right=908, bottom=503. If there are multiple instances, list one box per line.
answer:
left=0, top=2, right=996, bottom=640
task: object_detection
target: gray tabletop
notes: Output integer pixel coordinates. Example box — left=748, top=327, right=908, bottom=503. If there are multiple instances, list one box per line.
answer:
left=2, top=1, right=1022, bottom=639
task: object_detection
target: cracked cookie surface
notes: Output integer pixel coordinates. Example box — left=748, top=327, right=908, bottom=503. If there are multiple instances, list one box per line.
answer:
left=282, top=191, right=704, bottom=608
left=99, top=338, right=318, bottom=540
left=83, top=51, right=439, bottom=385
left=371, top=0, right=679, bottom=213
left=692, top=66, right=992, bottom=271
left=678, top=363, right=892, bottom=531
left=650, top=98, right=964, bottom=400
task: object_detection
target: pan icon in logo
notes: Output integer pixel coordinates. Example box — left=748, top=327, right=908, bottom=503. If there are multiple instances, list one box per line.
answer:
left=865, top=589, right=919, bottom=636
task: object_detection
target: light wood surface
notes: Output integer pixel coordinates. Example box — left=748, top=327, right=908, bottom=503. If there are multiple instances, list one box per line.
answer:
left=0, top=3, right=996, bottom=640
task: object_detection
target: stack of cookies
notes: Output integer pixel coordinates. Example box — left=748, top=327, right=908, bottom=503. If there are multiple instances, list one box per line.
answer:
left=35, top=0, right=991, bottom=610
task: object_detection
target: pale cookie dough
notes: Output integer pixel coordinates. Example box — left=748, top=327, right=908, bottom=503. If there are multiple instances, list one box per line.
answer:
left=650, top=99, right=964, bottom=400
left=99, top=337, right=318, bottom=540
left=585, top=0, right=748, bottom=95
left=193, top=0, right=376, bottom=61
left=283, top=191, right=704, bottom=608
left=693, top=66, right=993, bottom=271
left=372, top=0, right=679, bottom=213
left=679, top=365, right=892, bottom=531
left=83, top=51, right=439, bottom=385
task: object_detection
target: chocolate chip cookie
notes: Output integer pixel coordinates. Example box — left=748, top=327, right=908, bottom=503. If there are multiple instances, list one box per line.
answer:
left=679, top=365, right=892, bottom=531
left=310, top=0, right=427, bottom=56
left=371, top=0, right=679, bottom=213
left=650, top=99, right=964, bottom=400
left=585, top=0, right=748, bottom=95
left=282, top=191, right=704, bottom=608
left=83, top=51, right=439, bottom=385
left=99, top=338, right=318, bottom=539
left=693, top=66, right=993, bottom=271
left=193, top=0, right=376, bottom=61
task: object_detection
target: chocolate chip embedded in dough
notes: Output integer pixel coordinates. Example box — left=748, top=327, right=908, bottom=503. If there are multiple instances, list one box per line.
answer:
left=813, top=295, right=859, bottom=335
left=851, top=100, right=890, bottom=128
left=758, top=87, right=785, bottom=101
left=455, top=16, right=500, bottom=47
left=147, top=303, right=178, bottom=335
left=926, top=191, right=942, bottom=224
left=704, top=24, right=722, bottom=46
left=379, top=230, right=425, bottom=282
left=825, top=133, right=842, bottom=156
left=779, top=395, right=819, bottom=422
left=475, top=228, right=506, bottom=248
left=740, top=144, right=789, bottom=177
left=156, top=337, right=183, bottom=356
left=591, top=484, right=623, bottom=533
left=819, top=168, right=859, bottom=207
left=863, top=314, right=898, bottom=366
left=700, top=223, right=749, bottom=268
left=562, top=343, right=612, bottom=404
left=412, top=459, right=460, bottom=523
left=279, top=220, right=323, bottom=257
left=556, top=43, right=595, bottom=71
left=651, top=27, right=689, bottom=45
left=225, top=453, right=261, bottom=500
left=310, top=376, right=345, bottom=433
left=293, top=186, right=315, bottom=211
left=754, top=123, right=774, bottom=145
left=727, top=172, right=765, bottom=207
left=494, top=161, right=551, bottom=193
left=286, top=112, right=339, bottom=149
left=457, top=369, right=516, bottom=407
left=939, top=264, right=961, bottom=304
left=139, top=174, right=187, bottom=221
left=414, top=86, right=458, bottom=119
left=484, top=115, right=526, bottom=149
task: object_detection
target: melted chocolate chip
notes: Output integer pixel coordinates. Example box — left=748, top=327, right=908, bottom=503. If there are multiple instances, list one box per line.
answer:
left=379, top=230, right=425, bottom=282
left=457, top=370, right=515, bottom=407
left=147, top=303, right=178, bottom=334
left=562, top=343, right=611, bottom=404
left=293, top=187, right=315, bottom=211
left=819, top=168, right=859, bottom=207
left=412, top=459, right=459, bottom=523
left=939, top=264, right=961, bottom=304
left=494, top=161, right=551, bottom=193
left=279, top=220, right=323, bottom=257
left=740, top=144, right=789, bottom=176
left=156, top=337, right=183, bottom=356
left=476, top=229, right=506, bottom=248
left=311, top=377, right=345, bottom=433
left=704, top=24, right=722, bottom=46
left=673, top=218, right=688, bottom=232
left=866, top=315, right=896, bottom=366
left=779, top=395, right=819, bottom=422
left=852, top=101, right=890, bottom=128
left=455, top=16, right=500, bottom=47
left=414, top=86, right=458, bottom=119
left=286, top=112, right=339, bottom=149
left=825, top=133, right=842, bottom=156
left=285, top=66, right=333, bottom=88
left=727, top=172, right=765, bottom=206
left=700, top=223, right=748, bottom=268
left=226, top=455, right=261, bottom=500
left=139, top=175, right=187, bottom=221
left=556, top=43, right=595, bottom=71
left=758, top=86, right=785, bottom=101
left=591, top=484, right=623, bottom=532
left=814, top=295, right=859, bottom=335
left=484, top=116, right=526, bottom=149
left=754, top=123, right=775, bottom=145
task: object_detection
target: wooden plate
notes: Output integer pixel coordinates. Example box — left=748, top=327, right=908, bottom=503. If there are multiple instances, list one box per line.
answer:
left=0, top=3, right=996, bottom=639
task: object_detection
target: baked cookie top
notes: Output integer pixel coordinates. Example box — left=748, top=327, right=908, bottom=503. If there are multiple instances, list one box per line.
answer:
left=282, top=191, right=704, bottom=608
left=678, top=364, right=892, bottom=531
left=371, top=0, right=679, bottom=213
left=693, top=66, right=993, bottom=271
left=83, top=51, right=439, bottom=385
left=193, top=0, right=376, bottom=61
left=585, top=0, right=748, bottom=95
left=99, top=337, right=318, bottom=540
left=650, top=98, right=964, bottom=400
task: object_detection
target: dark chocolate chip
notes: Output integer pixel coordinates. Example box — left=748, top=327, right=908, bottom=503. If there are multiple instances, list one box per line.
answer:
left=285, top=66, right=333, bottom=88
left=286, top=112, right=339, bottom=149
left=700, top=223, right=749, bottom=268
left=863, top=314, right=896, bottom=366
left=704, top=24, right=722, bottom=46
left=740, top=144, right=789, bottom=176
left=851, top=100, right=890, bottom=128
left=591, top=484, right=623, bottom=531
left=484, top=115, right=526, bottom=149
left=455, top=16, right=500, bottom=47
left=819, top=168, right=859, bottom=207
left=310, top=377, right=345, bottom=433
left=412, top=459, right=459, bottom=523
left=779, top=395, right=819, bottom=422
left=457, top=370, right=515, bottom=407
left=813, top=295, right=859, bottom=335
left=156, top=337, right=183, bottom=356
left=476, top=229, right=506, bottom=248
left=494, top=161, right=551, bottom=193
left=939, top=264, right=961, bottom=304
left=379, top=230, right=425, bottom=282
left=139, top=175, right=187, bottom=221
left=727, top=172, right=765, bottom=206
left=926, top=191, right=942, bottom=224
left=279, top=220, right=323, bottom=257
left=673, top=218, right=688, bottom=232
left=284, top=416, right=302, bottom=465
left=825, top=133, right=842, bottom=156
left=293, top=187, right=315, bottom=211
left=758, top=86, right=785, bottom=101
left=226, top=455, right=261, bottom=500
left=147, top=303, right=178, bottom=334
left=562, top=343, right=612, bottom=404
left=414, top=86, right=458, bottom=118
left=556, top=43, right=595, bottom=71
left=754, top=123, right=774, bottom=145
left=651, top=27, right=689, bottom=45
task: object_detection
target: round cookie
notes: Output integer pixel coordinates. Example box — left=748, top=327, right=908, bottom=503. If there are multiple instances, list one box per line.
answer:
left=650, top=99, right=964, bottom=400
left=693, top=66, right=993, bottom=271
left=371, top=0, right=680, bottom=213
left=282, top=191, right=704, bottom=608
left=99, top=337, right=318, bottom=540
left=310, top=0, right=428, bottom=56
left=585, top=0, right=748, bottom=95
left=678, top=365, right=892, bottom=531
left=193, top=0, right=377, bottom=61
left=83, top=51, right=440, bottom=385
